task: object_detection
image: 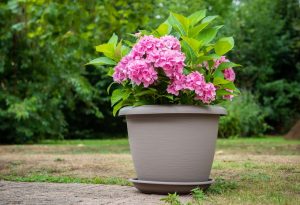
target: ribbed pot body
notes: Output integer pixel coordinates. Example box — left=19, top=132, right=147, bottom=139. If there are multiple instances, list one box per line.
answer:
left=120, top=105, right=225, bottom=182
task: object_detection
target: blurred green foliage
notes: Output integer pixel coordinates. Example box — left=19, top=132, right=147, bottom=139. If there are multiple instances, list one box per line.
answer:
left=219, top=91, right=268, bottom=138
left=0, top=0, right=299, bottom=143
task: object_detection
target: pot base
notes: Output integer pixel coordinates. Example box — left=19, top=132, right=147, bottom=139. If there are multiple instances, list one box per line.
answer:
left=129, top=178, right=214, bottom=195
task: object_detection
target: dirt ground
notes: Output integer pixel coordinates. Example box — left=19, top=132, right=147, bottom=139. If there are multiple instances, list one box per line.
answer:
left=0, top=181, right=192, bottom=205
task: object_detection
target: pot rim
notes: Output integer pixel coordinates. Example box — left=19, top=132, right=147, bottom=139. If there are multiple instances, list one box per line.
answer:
left=119, top=105, right=227, bottom=116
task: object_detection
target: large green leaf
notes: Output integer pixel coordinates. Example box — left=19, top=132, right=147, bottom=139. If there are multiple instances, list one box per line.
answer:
left=114, top=41, right=122, bottom=61
left=111, top=89, right=123, bottom=107
left=156, top=23, right=172, bottom=36
left=213, top=77, right=231, bottom=85
left=188, top=10, right=206, bottom=26
left=168, top=12, right=188, bottom=36
left=217, top=62, right=241, bottom=71
left=197, top=25, right=223, bottom=45
left=190, top=16, right=218, bottom=37
left=181, top=36, right=202, bottom=53
left=181, top=41, right=196, bottom=63
left=112, top=101, right=123, bottom=116
left=108, top=33, right=118, bottom=46
left=214, top=37, right=234, bottom=55
left=95, top=43, right=115, bottom=59
left=85, top=57, right=116, bottom=66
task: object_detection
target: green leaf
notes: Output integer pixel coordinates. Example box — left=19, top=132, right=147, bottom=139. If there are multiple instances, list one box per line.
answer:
left=222, top=82, right=236, bottom=90
left=202, top=15, right=218, bottom=24
left=85, top=57, right=116, bottom=66
left=134, top=88, right=157, bottom=97
left=181, top=36, right=202, bottom=53
left=190, top=16, right=218, bottom=37
left=133, top=100, right=149, bottom=107
left=188, top=10, right=206, bottom=26
left=213, top=77, right=231, bottom=85
left=95, top=43, right=115, bottom=59
left=112, top=101, right=123, bottom=116
left=197, top=25, right=223, bottom=45
left=114, top=41, right=122, bottom=61
left=111, top=89, right=123, bottom=106
left=121, top=45, right=130, bottom=56
left=181, top=41, right=196, bottom=62
left=167, top=12, right=188, bottom=36
left=213, top=69, right=224, bottom=78
left=156, top=23, right=172, bottom=36
left=108, top=33, right=118, bottom=46
left=162, top=95, right=174, bottom=100
left=107, top=67, right=114, bottom=76
left=197, top=54, right=220, bottom=64
left=214, top=37, right=234, bottom=55
left=107, top=82, right=117, bottom=94
left=217, top=62, right=241, bottom=71
left=216, top=89, right=233, bottom=97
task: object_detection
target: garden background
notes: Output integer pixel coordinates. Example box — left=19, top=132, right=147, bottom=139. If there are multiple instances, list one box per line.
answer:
left=0, top=0, right=299, bottom=143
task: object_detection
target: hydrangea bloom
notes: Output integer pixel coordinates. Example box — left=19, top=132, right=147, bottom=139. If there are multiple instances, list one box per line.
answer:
left=213, top=56, right=227, bottom=68
left=127, top=59, right=158, bottom=87
left=185, top=71, right=205, bottom=90
left=154, top=49, right=185, bottom=79
left=159, top=35, right=181, bottom=51
left=112, top=55, right=131, bottom=83
left=195, top=83, right=216, bottom=104
left=113, top=35, right=185, bottom=88
left=224, top=68, right=235, bottom=81
left=131, top=35, right=160, bottom=59
left=185, top=72, right=216, bottom=104
left=167, top=74, right=186, bottom=96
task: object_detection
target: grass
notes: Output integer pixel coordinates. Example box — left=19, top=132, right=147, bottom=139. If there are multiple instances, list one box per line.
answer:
left=1, top=174, right=131, bottom=186
left=0, top=136, right=299, bottom=205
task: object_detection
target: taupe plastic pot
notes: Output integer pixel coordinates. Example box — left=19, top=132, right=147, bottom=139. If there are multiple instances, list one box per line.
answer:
left=119, top=105, right=226, bottom=191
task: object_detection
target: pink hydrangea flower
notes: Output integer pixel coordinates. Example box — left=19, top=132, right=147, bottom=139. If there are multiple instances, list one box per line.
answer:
left=159, top=35, right=181, bottom=51
left=195, top=83, right=216, bottom=104
left=185, top=71, right=216, bottom=104
left=166, top=74, right=186, bottom=96
left=112, top=55, right=132, bottom=83
left=127, top=59, right=158, bottom=87
left=213, top=56, right=228, bottom=68
left=224, top=68, right=236, bottom=81
left=154, top=49, right=185, bottom=78
left=185, top=71, right=205, bottom=90
left=131, top=35, right=160, bottom=59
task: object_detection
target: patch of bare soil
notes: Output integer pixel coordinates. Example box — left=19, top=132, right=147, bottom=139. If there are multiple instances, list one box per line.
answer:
left=0, top=181, right=192, bottom=205
left=0, top=154, right=135, bottom=179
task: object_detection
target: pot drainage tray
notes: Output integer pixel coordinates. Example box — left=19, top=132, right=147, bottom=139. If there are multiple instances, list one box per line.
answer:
left=129, top=178, right=214, bottom=194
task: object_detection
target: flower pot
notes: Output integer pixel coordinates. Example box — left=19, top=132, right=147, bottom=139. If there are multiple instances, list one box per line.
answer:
left=119, top=105, right=226, bottom=194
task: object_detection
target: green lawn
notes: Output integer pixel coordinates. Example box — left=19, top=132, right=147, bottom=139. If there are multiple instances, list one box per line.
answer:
left=38, top=136, right=299, bottom=155
left=0, top=136, right=299, bottom=205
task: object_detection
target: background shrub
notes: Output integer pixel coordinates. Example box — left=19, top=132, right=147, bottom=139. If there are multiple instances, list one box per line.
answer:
left=219, top=91, right=268, bottom=138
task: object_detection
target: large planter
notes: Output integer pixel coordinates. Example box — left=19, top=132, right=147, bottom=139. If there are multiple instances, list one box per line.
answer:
left=119, top=105, right=226, bottom=194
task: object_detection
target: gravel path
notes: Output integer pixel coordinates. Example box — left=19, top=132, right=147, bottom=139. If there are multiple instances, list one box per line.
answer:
left=0, top=181, right=191, bottom=205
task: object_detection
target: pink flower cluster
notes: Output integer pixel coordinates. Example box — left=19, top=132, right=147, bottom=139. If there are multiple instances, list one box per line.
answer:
left=214, top=56, right=236, bottom=101
left=113, top=35, right=183, bottom=87
left=113, top=35, right=216, bottom=104
left=185, top=72, right=216, bottom=103
left=213, top=56, right=236, bottom=82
